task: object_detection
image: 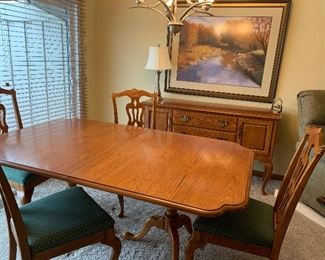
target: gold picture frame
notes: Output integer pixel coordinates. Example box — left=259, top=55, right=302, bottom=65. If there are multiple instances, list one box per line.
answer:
left=165, top=0, right=291, bottom=103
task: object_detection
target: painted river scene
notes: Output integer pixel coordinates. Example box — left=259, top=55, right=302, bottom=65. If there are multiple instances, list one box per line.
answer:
left=176, top=16, right=273, bottom=88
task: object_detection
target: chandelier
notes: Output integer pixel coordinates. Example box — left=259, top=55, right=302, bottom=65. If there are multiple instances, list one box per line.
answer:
left=132, top=0, right=215, bottom=34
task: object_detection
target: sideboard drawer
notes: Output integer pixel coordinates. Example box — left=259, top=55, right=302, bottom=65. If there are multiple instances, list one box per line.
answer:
left=173, top=110, right=237, bottom=132
left=173, top=125, right=237, bottom=142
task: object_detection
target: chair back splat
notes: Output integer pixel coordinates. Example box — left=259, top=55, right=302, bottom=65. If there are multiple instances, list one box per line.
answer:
left=0, top=88, right=23, bottom=130
left=0, top=103, right=9, bottom=134
left=112, top=88, right=157, bottom=129
left=272, top=127, right=325, bottom=257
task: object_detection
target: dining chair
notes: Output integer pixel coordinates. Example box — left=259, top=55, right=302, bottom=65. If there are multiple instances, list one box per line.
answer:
left=0, top=88, right=48, bottom=205
left=0, top=168, right=121, bottom=260
left=185, top=127, right=325, bottom=260
left=111, top=88, right=158, bottom=217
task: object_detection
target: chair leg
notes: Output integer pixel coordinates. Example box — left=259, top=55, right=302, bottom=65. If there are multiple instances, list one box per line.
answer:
left=118, top=195, right=124, bottom=218
left=270, top=250, right=280, bottom=260
left=9, top=229, right=17, bottom=260
left=185, top=231, right=205, bottom=260
left=21, top=187, right=34, bottom=205
left=103, top=229, right=121, bottom=260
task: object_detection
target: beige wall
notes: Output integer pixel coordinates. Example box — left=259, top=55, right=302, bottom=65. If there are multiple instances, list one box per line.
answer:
left=86, top=0, right=325, bottom=175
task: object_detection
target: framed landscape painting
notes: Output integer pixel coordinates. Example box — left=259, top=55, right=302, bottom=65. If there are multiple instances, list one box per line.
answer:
left=165, top=0, right=291, bottom=103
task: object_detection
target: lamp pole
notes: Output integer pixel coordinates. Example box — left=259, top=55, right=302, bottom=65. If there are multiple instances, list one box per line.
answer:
left=156, top=70, right=162, bottom=101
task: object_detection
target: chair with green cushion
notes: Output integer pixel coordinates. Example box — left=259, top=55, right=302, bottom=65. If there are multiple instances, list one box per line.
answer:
left=0, top=168, right=121, bottom=260
left=0, top=88, right=48, bottom=204
left=185, top=127, right=325, bottom=260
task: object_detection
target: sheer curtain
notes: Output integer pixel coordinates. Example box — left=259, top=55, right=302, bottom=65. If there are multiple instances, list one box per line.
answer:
left=0, top=0, right=87, bottom=129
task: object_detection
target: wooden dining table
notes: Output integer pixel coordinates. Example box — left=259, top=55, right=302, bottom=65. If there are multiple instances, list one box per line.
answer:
left=0, top=119, right=254, bottom=259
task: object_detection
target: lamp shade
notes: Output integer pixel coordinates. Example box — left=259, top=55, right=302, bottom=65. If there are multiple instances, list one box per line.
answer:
left=145, top=46, right=172, bottom=71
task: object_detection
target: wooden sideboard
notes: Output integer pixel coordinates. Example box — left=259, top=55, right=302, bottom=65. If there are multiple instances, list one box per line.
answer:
left=143, top=98, right=281, bottom=195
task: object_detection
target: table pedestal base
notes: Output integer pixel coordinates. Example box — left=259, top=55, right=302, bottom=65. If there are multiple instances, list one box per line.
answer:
left=123, top=209, right=192, bottom=260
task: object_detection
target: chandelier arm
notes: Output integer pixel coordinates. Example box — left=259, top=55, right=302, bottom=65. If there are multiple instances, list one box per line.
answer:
left=151, top=1, right=162, bottom=8
left=179, top=2, right=213, bottom=22
left=181, top=10, right=214, bottom=22
left=135, top=1, right=162, bottom=8
left=157, top=0, right=177, bottom=22
left=130, top=6, right=172, bottom=22
left=186, top=0, right=196, bottom=4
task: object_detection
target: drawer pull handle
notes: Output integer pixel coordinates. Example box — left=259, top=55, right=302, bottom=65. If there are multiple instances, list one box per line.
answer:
left=218, top=120, right=229, bottom=128
left=180, top=115, right=191, bottom=123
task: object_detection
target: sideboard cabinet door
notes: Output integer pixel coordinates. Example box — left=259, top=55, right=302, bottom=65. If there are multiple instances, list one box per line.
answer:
left=145, top=107, right=172, bottom=131
left=237, top=118, right=273, bottom=157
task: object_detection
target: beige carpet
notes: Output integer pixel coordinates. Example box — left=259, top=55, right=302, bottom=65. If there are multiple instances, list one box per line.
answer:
left=1, top=177, right=325, bottom=260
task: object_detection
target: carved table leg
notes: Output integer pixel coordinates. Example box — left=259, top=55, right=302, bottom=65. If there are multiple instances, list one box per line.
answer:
left=177, top=213, right=193, bottom=234
left=123, top=208, right=192, bottom=260
left=261, top=162, right=273, bottom=195
left=167, top=220, right=180, bottom=260
left=165, top=209, right=193, bottom=260
left=123, top=215, right=164, bottom=240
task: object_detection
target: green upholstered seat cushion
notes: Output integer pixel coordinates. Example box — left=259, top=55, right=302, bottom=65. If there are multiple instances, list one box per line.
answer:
left=20, top=186, right=115, bottom=255
left=2, top=166, right=39, bottom=185
left=193, top=198, right=274, bottom=248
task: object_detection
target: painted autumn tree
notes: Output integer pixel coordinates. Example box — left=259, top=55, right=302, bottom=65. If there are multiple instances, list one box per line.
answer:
left=179, top=21, right=199, bottom=51
left=251, top=17, right=272, bottom=54
left=219, top=19, right=256, bottom=52
left=197, top=24, right=218, bottom=47
left=180, top=22, right=218, bottom=50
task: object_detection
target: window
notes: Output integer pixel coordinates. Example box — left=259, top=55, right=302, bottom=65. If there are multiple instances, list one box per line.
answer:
left=0, top=0, right=87, bottom=129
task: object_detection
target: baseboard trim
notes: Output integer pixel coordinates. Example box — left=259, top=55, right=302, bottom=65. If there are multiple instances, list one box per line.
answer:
left=274, top=189, right=325, bottom=228
left=253, top=170, right=283, bottom=180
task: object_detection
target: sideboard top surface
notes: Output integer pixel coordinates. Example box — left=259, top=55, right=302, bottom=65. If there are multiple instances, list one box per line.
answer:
left=143, top=98, right=282, bottom=120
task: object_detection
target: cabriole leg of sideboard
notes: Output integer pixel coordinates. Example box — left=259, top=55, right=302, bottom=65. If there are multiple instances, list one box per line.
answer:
left=261, top=162, right=273, bottom=195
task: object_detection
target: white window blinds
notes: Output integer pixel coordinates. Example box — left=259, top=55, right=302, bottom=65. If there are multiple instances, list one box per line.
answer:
left=0, top=0, right=87, bottom=129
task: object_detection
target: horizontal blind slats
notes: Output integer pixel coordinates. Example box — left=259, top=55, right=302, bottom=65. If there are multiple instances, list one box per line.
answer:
left=0, top=0, right=87, bottom=129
